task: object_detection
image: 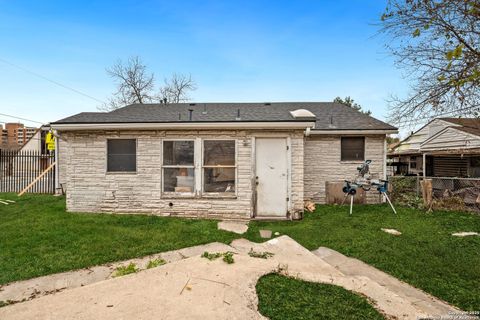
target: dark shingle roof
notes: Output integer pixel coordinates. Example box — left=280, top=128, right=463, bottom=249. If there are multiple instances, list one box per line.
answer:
left=440, top=117, right=480, bottom=129
left=53, top=102, right=396, bottom=131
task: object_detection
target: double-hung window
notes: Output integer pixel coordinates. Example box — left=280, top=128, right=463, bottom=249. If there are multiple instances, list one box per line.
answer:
left=202, top=140, right=236, bottom=194
left=162, top=140, right=195, bottom=193
left=107, top=139, right=136, bottom=172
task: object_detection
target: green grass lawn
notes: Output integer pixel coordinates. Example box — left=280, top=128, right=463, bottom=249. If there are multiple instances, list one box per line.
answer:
left=0, top=194, right=479, bottom=312
left=256, top=273, right=384, bottom=320
left=0, top=193, right=238, bottom=284
left=245, top=205, right=480, bottom=311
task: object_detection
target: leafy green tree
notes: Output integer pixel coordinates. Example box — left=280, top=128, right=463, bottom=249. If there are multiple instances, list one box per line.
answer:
left=386, top=135, right=400, bottom=145
left=379, top=0, right=480, bottom=125
left=333, top=96, right=372, bottom=115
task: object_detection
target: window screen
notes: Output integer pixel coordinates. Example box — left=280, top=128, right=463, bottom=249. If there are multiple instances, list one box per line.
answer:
left=341, top=137, right=365, bottom=161
left=203, top=140, right=236, bottom=193
left=107, top=139, right=136, bottom=172
left=163, top=141, right=194, bottom=165
left=162, top=140, right=195, bottom=193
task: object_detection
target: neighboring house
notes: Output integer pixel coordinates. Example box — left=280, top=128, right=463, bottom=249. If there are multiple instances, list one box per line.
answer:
left=51, top=102, right=397, bottom=219
left=389, top=118, right=480, bottom=177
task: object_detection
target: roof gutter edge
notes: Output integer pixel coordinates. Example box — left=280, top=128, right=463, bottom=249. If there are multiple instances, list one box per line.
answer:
left=51, top=121, right=316, bottom=131
left=310, top=129, right=398, bottom=135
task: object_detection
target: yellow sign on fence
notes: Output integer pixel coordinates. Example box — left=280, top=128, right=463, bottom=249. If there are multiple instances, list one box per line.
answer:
left=45, top=132, right=55, bottom=151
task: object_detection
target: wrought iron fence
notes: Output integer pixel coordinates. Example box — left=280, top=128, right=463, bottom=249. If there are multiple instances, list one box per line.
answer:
left=388, top=175, right=480, bottom=212
left=0, top=149, right=55, bottom=194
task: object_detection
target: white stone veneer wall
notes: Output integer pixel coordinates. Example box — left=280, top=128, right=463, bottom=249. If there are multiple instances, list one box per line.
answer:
left=58, top=130, right=305, bottom=219
left=304, top=135, right=386, bottom=204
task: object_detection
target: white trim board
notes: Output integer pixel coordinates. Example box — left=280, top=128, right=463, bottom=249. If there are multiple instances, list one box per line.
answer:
left=51, top=122, right=316, bottom=131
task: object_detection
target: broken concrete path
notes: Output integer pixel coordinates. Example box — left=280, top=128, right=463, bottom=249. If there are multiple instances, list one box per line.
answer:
left=313, top=247, right=456, bottom=317
left=0, top=242, right=234, bottom=304
left=217, top=221, right=249, bottom=234
left=0, top=236, right=458, bottom=320
left=381, top=228, right=402, bottom=236
left=452, top=231, right=478, bottom=237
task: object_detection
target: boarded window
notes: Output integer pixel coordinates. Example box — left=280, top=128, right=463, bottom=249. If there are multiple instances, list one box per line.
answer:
left=203, top=140, right=236, bottom=193
left=341, top=137, right=365, bottom=161
left=107, top=139, right=136, bottom=172
left=162, top=140, right=195, bottom=193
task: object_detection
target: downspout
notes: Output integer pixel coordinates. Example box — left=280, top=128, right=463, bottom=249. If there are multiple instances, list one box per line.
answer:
left=304, top=127, right=311, bottom=137
left=422, top=153, right=426, bottom=178
left=383, top=137, right=387, bottom=203
left=54, top=130, right=60, bottom=193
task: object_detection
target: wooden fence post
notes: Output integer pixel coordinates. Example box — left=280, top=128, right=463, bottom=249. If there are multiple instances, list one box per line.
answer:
left=421, top=178, right=433, bottom=209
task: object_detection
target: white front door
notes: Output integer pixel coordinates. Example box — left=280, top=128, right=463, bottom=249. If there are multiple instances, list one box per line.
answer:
left=255, top=138, right=288, bottom=217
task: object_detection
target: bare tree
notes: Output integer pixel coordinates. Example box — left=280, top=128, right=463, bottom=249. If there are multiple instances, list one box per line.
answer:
left=158, top=73, right=197, bottom=104
left=379, top=0, right=480, bottom=126
left=101, top=56, right=155, bottom=111
left=101, top=57, right=197, bottom=110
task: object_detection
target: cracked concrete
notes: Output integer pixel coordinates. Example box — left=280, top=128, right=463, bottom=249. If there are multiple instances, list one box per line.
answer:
left=0, top=242, right=233, bottom=304
left=0, top=236, right=458, bottom=320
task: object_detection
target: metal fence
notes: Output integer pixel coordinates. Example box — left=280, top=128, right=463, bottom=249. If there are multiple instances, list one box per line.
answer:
left=388, top=175, right=480, bottom=212
left=0, top=149, right=55, bottom=194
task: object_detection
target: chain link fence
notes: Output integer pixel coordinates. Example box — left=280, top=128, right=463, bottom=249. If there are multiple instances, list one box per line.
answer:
left=387, top=176, right=480, bottom=212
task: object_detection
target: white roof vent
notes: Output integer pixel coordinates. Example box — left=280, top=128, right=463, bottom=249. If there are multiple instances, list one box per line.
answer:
left=290, top=109, right=316, bottom=119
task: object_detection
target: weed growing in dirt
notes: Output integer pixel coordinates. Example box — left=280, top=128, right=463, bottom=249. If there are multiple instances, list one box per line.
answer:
left=113, top=263, right=138, bottom=277
left=201, top=251, right=235, bottom=264
left=248, top=248, right=274, bottom=259
left=147, top=258, right=166, bottom=269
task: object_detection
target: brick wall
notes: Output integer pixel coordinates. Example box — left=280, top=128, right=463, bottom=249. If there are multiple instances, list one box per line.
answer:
left=58, top=129, right=305, bottom=219
left=304, top=135, right=386, bottom=204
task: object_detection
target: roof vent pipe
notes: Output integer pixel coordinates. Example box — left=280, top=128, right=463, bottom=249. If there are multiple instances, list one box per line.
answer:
left=236, top=108, right=241, bottom=121
left=202, top=103, right=207, bottom=115
left=188, top=109, right=194, bottom=121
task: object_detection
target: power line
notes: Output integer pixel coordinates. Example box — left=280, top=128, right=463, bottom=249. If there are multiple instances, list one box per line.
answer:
left=0, top=57, right=105, bottom=104
left=0, top=113, right=45, bottom=125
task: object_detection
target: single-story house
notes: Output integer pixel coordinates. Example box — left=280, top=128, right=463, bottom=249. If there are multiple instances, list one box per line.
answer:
left=389, top=118, right=480, bottom=177
left=51, top=102, right=397, bottom=219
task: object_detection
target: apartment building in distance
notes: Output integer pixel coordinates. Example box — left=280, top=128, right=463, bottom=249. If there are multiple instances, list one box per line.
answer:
left=1, top=123, right=37, bottom=149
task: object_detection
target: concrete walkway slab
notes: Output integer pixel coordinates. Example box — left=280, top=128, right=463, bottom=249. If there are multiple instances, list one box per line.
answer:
left=217, top=221, right=249, bottom=234
left=0, top=237, right=458, bottom=320
left=0, top=242, right=233, bottom=304
left=259, top=230, right=272, bottom=238
left=312, top=247, right=457, bottom=317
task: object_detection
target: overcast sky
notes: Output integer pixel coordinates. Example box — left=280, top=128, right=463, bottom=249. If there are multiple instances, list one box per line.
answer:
left=0, top=0, right=409, bottom=134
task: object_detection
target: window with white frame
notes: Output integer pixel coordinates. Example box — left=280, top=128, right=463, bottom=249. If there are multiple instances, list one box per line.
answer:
left=162, top=140, right=195, bottom=193
left=202, top=140, right=236, bottom=193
